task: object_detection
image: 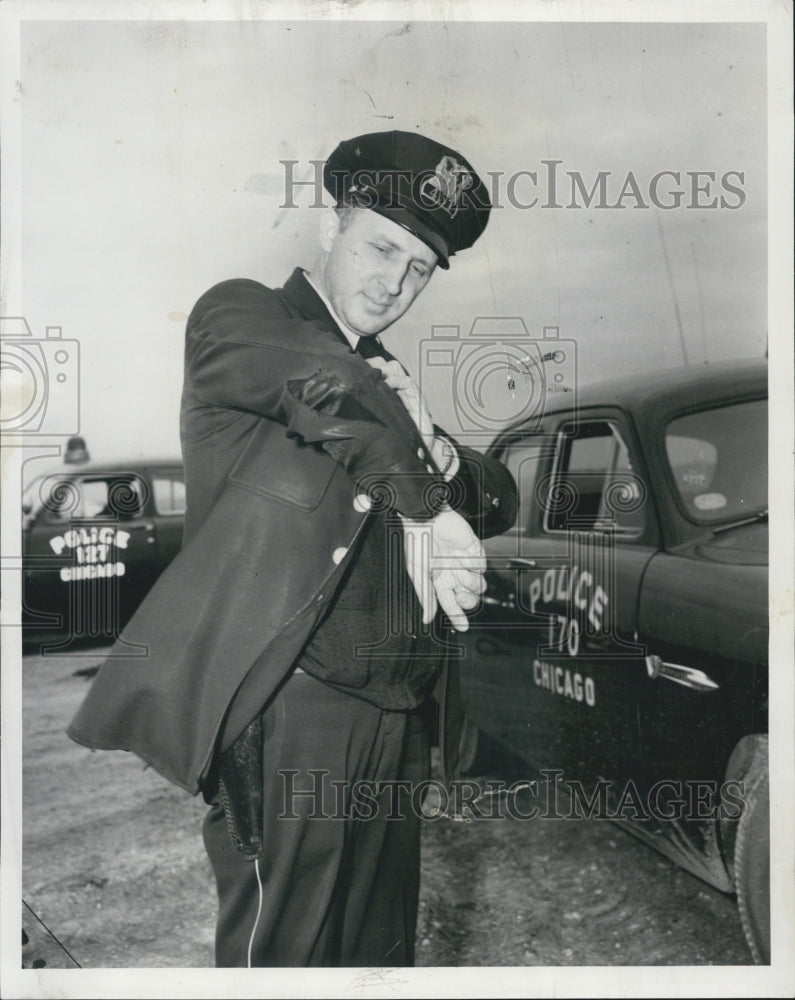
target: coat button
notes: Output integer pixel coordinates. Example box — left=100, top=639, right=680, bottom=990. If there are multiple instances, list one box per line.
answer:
left=353, top=493, right=372, bottom=512
left=332, top=547, right=348, bottom=565
left=426, top=464, right=435, bottom=475
left=417, top=447, right=426, bottom=459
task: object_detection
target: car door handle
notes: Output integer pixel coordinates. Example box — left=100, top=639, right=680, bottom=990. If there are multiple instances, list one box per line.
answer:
left=482, top=593, right=516, bottom=609
left=645, top=655, right=719, bottom=691
left=509, top=557, right=537, bottom=569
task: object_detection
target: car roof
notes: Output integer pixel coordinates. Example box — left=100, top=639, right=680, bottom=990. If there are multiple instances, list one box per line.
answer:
left=60, top=459, right=183, bottom=473
left=23, top=457, right=183, bottom=488
left=517, top=357, right=767, bottom=431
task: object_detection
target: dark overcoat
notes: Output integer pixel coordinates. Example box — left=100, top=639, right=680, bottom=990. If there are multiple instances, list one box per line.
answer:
left=68, top=270, right=516, bottom=795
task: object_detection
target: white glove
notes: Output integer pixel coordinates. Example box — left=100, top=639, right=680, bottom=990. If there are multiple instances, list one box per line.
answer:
left=400, top=507, right=487, bottom=632
left=367, top=356, right=459, bottom=476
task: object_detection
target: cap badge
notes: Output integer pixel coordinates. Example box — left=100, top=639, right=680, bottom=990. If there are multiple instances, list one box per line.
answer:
left=420, top=155, right=473, bottom=217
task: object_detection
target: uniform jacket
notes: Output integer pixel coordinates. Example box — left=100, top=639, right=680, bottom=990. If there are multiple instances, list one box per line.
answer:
left=68, top=270, right=517, bottom=796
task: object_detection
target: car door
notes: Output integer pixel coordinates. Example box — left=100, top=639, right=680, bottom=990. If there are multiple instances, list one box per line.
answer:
left=453, top=428, right=567, bottom=772
left=456, top=408, right=659, bottom=785
left=23, top=471, right=156, bottom=641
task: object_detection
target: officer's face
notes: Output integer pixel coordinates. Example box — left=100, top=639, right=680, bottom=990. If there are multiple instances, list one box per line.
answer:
left=317, top=209, right=438, bottom=336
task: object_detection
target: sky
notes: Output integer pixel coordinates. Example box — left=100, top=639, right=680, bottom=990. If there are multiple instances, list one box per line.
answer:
left=13, top=17, right=768, bottom=464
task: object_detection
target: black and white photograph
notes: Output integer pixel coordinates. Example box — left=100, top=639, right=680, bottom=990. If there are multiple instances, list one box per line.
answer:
left=1, top=1, right=792, bottom=998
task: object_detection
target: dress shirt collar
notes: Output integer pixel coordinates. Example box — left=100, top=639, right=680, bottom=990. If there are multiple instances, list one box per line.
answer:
left=280, top=267, right=361, bottom=351
left=302, top=272, right=360, bottom=351
left=281, top=269, right=388, bottom=358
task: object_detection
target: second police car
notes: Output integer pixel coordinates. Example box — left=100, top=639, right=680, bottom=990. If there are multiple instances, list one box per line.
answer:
left=22, top=447, right=185, bottom=648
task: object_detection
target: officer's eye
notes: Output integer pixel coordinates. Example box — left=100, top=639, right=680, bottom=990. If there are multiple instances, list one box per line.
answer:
left=411, top=263, right=428, bottom=279
left=372, top=243, right=390, bottom=255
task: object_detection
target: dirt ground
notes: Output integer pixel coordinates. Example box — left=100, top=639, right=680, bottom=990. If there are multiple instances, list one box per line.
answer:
left=20, top=645, right=753, bottom=971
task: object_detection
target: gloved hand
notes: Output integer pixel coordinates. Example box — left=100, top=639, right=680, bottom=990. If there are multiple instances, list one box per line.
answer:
left=367, top=356, right=458, bottom=476
left=400, top=507, right=487, bottom=631
left=366, top=356, right=434, bottom=447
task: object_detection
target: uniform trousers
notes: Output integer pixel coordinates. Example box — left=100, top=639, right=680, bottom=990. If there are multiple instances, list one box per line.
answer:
left=202, top=670, right=430, bottom=967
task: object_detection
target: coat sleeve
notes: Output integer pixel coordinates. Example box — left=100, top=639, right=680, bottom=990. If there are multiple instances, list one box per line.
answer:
left=185, top=279, right=447, bottom=520
left=434, top=429, right=518, bottom=539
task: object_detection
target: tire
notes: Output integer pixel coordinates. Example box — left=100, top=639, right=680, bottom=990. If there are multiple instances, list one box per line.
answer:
left=732, top=735, right=770, bottom=964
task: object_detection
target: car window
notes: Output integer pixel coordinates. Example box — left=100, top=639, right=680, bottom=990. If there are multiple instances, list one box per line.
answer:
left=40, top=475, right=146, bottom=522
left=543, top=420, right=647, bottom=537
left=665, top=398, right=767, bottom=523
left=152, top=474, right=186, bottom=516
left=81, top=480, right=112, bottom=518
left=494, top=436, right=546, bottom=534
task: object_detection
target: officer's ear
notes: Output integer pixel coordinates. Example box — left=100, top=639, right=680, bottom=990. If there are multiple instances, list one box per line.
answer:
left=318, top=208, right=343, bottom=253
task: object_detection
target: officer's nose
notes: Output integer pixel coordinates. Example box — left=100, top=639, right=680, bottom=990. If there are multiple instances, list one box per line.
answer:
left=378, top=260, right=407, bottom=298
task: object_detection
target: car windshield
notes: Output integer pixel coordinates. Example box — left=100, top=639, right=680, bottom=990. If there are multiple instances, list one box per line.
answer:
left=665, top=397, right=767, bottom=525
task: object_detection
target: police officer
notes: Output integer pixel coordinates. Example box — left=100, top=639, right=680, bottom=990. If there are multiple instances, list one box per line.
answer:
left=69, top=130, right=516, bottom=967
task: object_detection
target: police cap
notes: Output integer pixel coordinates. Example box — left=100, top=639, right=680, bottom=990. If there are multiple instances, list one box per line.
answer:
left=324, top=130, right=491, bottom=269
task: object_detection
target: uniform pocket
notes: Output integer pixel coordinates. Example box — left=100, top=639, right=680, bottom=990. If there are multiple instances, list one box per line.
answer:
left=228, top=419, right=337, bottom=511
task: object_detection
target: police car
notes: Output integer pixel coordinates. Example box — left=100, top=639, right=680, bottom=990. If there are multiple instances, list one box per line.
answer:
left=22, top=442, right=185, bottom=646
left=440, top=358, right=769, bottom=963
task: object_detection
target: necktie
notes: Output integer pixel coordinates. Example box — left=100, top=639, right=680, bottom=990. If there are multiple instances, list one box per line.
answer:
left=355, top=335, right=388, bottom=360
